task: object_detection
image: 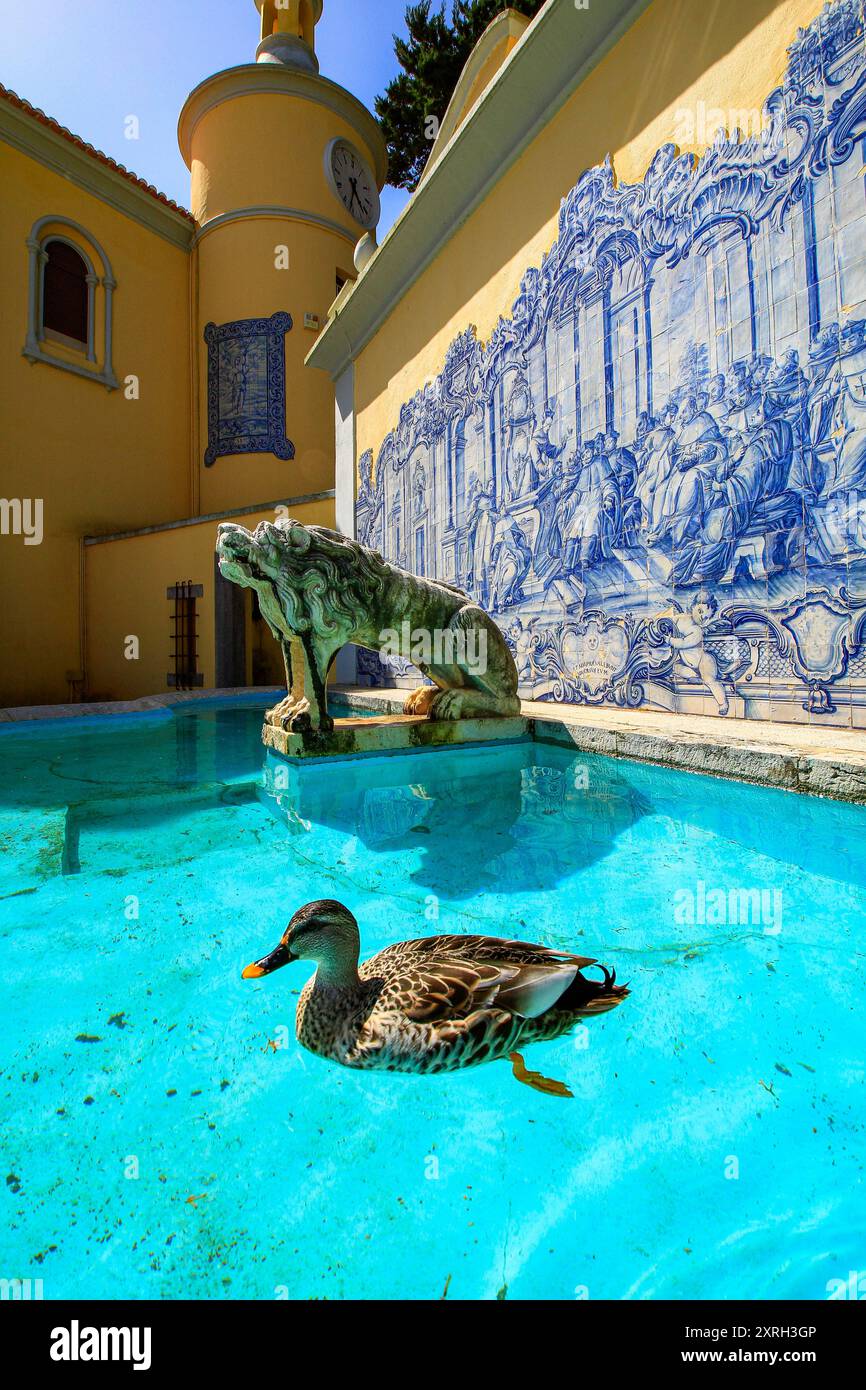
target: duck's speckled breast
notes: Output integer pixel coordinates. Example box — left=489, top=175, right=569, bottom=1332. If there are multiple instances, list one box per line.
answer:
left=295, top=973, right=387, bottom=1067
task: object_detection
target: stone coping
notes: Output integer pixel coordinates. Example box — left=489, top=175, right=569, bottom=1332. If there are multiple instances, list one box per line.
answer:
left=0, top=688, right=285, bottom=724
left=3, top=684, right=865, bottom=803
left=264, top=711, right=529, bottom=761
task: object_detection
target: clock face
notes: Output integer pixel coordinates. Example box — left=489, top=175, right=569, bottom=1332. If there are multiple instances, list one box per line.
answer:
left=327, top=139, right=379, bottom=230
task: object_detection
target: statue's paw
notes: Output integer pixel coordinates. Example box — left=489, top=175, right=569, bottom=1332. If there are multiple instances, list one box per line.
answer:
left=290, top=711, right=312, bottom=732
left=404, top=685, right=439, bottom=717
left=266, top=700, right=287, bottom=726
left=428, top=689, right=464, bottom=721
left=276, top=703, right=299, bottom=730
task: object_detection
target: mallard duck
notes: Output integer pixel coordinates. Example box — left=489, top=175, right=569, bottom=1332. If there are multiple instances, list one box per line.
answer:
left=243, top=900, right=628, bottom=1074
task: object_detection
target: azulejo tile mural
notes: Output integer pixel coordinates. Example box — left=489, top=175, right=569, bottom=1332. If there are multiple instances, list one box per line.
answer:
left=204, top=311, right=295, bottom=467
left=356, top=0, right=866, bottom=725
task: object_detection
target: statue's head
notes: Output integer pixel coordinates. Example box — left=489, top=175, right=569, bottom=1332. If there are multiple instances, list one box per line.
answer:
left=216, top=517, right=390, bottom=641
left=217, top=518, right=312, bottom=588
left=216, top=521, right=260, bottom=588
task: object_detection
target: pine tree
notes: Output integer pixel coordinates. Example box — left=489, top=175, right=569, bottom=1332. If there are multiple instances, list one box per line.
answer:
left=376, top=1, right=546, bottom=191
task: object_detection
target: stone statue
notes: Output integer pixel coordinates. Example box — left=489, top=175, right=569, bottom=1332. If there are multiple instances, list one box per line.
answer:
left=216, top=518, right=521, bottom=732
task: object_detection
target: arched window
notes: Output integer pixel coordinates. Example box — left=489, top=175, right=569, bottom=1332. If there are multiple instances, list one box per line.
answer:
left=23, top=217, right=118, bottom=389
left=42, top=239, right=89, bottom=347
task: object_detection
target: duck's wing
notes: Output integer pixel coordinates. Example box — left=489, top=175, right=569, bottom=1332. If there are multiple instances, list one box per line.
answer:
left=384, top=959, right=517, bottom=1023
left=381, top=950, right=591, bottom=1023
left=401, top=934, right=599, bottom=971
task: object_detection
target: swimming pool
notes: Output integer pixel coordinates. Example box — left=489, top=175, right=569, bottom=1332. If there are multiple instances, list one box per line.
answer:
left=0, top=697, right=863, bottom=1300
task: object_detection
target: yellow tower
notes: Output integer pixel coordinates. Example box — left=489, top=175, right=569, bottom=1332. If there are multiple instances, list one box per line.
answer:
left=178, top=0, right=386, bottom=514
left=256, top=0, right=321, bottom=71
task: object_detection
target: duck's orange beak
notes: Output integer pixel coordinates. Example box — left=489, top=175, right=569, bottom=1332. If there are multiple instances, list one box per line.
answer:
left=242, top=942, right=295, bottom=979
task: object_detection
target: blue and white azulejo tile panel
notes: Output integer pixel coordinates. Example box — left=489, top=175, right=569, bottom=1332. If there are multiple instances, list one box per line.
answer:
left=357, top=1, right=866, bottom=725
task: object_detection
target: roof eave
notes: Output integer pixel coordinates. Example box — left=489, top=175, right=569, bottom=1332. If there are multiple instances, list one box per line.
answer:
left=305, top=0, right=652, bottom=380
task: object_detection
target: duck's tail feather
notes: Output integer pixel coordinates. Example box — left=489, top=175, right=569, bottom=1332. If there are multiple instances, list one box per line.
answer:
left=557, top=964, right=630, bottom=1015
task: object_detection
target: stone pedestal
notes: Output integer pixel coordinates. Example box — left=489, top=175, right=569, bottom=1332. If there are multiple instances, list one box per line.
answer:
left=262, top=713, right=530, bottom=761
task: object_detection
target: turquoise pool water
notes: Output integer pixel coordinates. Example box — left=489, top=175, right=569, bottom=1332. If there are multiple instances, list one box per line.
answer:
left=0, top=698, right=863, bottom=1301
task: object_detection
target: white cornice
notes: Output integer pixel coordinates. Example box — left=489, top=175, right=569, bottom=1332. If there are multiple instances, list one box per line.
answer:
left=177, top=64, right=388, bottom=188
left=305, top=0, right=652, bottom=379
left=0, top=100, right=195, bottom=251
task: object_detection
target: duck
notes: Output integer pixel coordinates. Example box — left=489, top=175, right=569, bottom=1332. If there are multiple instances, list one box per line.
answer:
left=242, top=899, right=628, bottom=1074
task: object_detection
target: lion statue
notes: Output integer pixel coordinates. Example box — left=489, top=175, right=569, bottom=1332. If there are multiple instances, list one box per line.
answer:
left=216, top=518, right=520, bottom=733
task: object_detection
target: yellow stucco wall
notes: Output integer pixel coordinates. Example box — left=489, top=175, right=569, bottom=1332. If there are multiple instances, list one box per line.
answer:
left=195, top=215, right=352, bottom=513
left=354, top=0, right=828, bottom=465
left=1, top=63, right=377, bottom=708
left=186, top=87, right=380, bottom=514
left=84, top=496, right=335, bottom=701
left=0, top=142, right=192, bottom=707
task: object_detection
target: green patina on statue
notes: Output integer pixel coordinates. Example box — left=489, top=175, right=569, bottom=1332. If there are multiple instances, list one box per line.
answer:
left=216, top=518, right=521, bottom=733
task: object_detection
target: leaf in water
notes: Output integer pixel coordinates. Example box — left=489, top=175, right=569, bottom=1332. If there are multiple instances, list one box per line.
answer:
left=509, top=1051, right=573, bottom=1099
left=775, top=1062, right=792, bottom=1077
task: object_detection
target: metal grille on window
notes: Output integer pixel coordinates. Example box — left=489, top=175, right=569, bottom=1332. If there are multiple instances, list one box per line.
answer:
left=167, top=582, right=204, bottom=689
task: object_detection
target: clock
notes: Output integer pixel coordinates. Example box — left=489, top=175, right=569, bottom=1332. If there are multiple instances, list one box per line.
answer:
left=325, top=138, right=380, bottom=230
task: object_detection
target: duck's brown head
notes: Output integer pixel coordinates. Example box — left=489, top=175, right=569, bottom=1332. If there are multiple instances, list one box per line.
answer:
left=242, top=900, right=360, bottom=979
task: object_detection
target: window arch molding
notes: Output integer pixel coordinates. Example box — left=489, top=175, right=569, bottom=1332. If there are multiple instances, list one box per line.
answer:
left=23, top=215, right=119, bottom=390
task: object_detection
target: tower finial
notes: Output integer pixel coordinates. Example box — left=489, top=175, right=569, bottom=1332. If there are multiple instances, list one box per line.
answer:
left=254, top=1, right=324, bottom=73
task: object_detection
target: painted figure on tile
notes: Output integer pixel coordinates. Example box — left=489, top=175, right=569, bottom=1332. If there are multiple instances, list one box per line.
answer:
left=635, top=402, right=679, bottom=538
left=508, top=617, right=538, bottom=686
left=662, top=598, right=730, bottom=715
left=466, top=482, right=496, bottom=605
left=672, top=393, right=796, bottom=586
left=559, top=437, right=621, bottom=569
left=825, top=321, right=866, bottom=500
left=651, top=395, right=728, bottom=548
left=490, top=512, right=532, bottom=611
left=529, top=406, right=573, bottom=483
left=506, top=429, right=532, bottom=501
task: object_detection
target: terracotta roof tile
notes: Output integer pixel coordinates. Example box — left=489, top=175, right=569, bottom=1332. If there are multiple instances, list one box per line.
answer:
left=0, top=83, right=195, bottom=222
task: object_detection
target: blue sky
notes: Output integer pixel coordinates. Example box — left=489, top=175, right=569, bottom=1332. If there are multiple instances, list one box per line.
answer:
left=0, top=0, right=412, bottom=232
